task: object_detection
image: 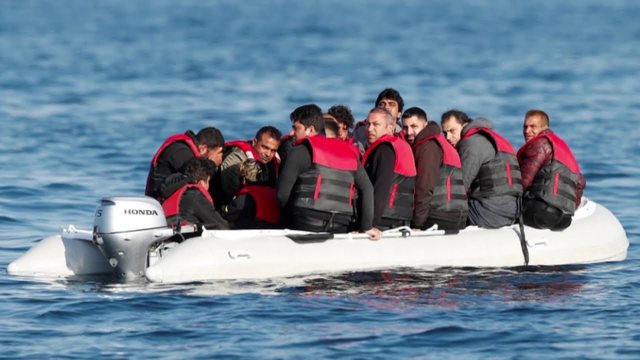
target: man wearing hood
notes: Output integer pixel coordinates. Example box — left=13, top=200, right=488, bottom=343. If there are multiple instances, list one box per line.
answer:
left=442, top=111, right=522, bottom=228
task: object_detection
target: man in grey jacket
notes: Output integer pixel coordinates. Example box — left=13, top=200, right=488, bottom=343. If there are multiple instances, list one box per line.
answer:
left=442, top=111, right=522, bottom=228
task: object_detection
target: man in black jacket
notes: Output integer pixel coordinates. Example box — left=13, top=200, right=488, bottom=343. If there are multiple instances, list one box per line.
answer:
left=277, top=104, right=380, bottom=239
left=145, top=127, right=225, bottom=202
left=362, top=107, right=416, bottom=230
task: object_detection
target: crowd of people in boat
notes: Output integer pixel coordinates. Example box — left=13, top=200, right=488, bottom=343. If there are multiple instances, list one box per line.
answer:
left=144, top=88, right=586, bottom=240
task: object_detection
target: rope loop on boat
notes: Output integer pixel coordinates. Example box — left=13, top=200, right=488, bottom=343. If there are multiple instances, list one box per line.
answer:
left=383, top=226, right=412, bottom=238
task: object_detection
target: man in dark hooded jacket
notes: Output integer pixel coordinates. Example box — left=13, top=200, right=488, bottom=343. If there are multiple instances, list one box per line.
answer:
left=404, top=107, right=467, bottom=231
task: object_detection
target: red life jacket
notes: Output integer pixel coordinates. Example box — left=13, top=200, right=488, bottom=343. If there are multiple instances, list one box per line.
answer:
left=151, top=133, right=200, bottom=166
left=339, top=136, right=361, bottom=160
left=413, top=133, right=468, bottom=217
left=145, top=133, right=200, bottom=198
left=225, top=139, right=281, bottom=169
left=237, top=185, right=280, bottom=225
left=362, top=134, right=416, bottom=221
left=290, top=136, right=359, bottom=217
left=461, top=127, right=523, bottom=199
left=162, top=184, right=213, bottom=224
left=517, top=130, right=581, bottom=214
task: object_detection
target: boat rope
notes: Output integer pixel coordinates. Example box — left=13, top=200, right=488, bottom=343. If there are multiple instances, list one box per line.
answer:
left=517, top=197, right=529, bottom=266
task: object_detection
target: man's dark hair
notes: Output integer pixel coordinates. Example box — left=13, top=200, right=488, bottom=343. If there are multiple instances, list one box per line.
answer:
left=401, top=107, right=428, bottom=122
left=290, top=104, right=324, bottom=133
left=525, top=109, right=550, bottom=126
left=441, top=109, right=471, bottom=126
left=327, top=105, right=355, bottom=129
left=196, top=127, right=225, bottom=149
left=255, top=125, right=282, bottom=142
left=323, top=117, right=340, bottom=137
left=184, top=157, right=215, bottom=183
left=375, top=88, right=404, bottom=113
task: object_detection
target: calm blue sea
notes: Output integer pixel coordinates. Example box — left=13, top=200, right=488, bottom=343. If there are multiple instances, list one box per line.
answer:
left=1, top=1, right=639, bottom=358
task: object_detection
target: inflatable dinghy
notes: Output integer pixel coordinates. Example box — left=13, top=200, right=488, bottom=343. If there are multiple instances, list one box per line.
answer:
left=7, top=196, right=628, bottom=284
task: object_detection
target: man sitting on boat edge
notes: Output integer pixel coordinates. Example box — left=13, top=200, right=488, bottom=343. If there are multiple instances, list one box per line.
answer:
left=442, top=111, right=522, bottom=228
left=277, top=104, right=381, bottom=240
left=403, top=107, right=468, bottom=232
left=362, top=107, right=416, bottom=230
left=517, top=109, right=586, bottom=230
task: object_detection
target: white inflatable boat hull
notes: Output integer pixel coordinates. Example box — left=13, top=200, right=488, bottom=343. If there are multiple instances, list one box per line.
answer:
left=7, top=227, right=112, bottom=278
left=7, top=198, right=628, bottom=284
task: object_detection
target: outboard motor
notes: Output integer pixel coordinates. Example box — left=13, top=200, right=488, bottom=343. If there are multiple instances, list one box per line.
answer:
left=93, top=196, right=175, bottom=280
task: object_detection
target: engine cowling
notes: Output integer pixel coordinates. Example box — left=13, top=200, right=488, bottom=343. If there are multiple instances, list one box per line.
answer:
left=94, top=196, right=174, bottom=279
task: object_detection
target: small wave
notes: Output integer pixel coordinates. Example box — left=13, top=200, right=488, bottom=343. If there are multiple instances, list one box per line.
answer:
left=393, top=325, right=495, bottom=349
left=291, top=334, right=380, bottom=348
left=0, top=215, right=22, bottom=225
left=0, top=185, right=44, bottom=198
left=412, top=325, right=473, bottom=336
left=35, top=308, right=85, bottom=320
left=44, top=182, right=87, bottom=192
left=54, top=93, right=86, bottom=105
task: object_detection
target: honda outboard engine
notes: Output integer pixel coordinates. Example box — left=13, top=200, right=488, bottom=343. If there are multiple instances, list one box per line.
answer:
left=93, top=196, right=175, bottom=280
